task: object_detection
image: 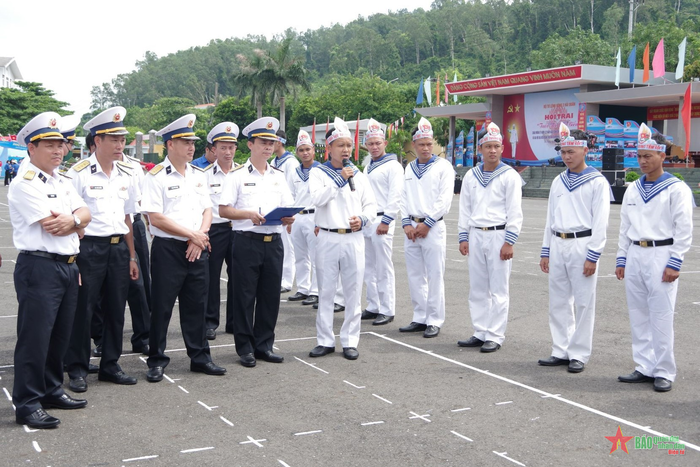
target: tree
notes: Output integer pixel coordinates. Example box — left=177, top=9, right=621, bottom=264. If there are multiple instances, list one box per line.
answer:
left=530, top=27, right=614, bottom=69
left=0, top=82, right=70, bottom=136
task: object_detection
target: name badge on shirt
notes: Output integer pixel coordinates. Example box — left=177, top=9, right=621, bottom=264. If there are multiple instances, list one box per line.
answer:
left=168, top=185, right=180, bottom=191
left=47, top=194, right=57, bottom=198
left=210, top=183, right=221, bottom=188
left=244, top=183, right=256, bottom=186
left=89, top=186, right=104, bottom=190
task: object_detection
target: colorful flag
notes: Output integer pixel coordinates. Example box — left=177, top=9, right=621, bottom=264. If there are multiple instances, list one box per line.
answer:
left=628, top=46, right=636, bottom=83
left=453, top=72, right=458, bottom=103
left=652, top=39, right=665, bottom=78
left=682, top=83, right=692, bottom=157
left=444, top=74, right=449, bottom=104
left=436, top=75, right=440, bottom=105
left=388, top=123, right=393, bottom=139
left=614, top=47, right=621, bottom=87
left=642, top=42, right=650, bottom=83
left=425, top=77, right=432, bottom=106
left=416, top=78, right=424, bottom=105
left=676, top=37, right=687, bottom=80
left=354, top=114, right=360, bottom=161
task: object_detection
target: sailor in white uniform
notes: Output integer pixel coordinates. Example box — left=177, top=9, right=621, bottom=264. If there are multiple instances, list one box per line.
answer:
left=616, top=124, right=693, bottom=392
left=308, top=117, right=377, bottom=360
left=360, top=118, right=404, bottom=326
left=537, top=123, right=610, bottom=372
left=398, top=117, right=455, bottom=338
left=457, top=122, right=523, bottom=353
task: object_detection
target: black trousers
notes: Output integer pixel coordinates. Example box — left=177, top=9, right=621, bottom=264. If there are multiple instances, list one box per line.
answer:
left=205, top=222, right=233, bottom=331
left=65, top=238, right=129, bottom=379
left=147, top=237, right=211, bottom=369
left=13, top=255, right=79, bottom=417
left=91, top=216, right=151, bottom=348
left=230, top=232, right=283, bottom=356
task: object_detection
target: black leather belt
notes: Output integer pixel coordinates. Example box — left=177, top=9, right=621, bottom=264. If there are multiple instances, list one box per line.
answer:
left=377, top=211, right=385, bottom=216
left=633, top=238, right=673, bottom=247
left=475, top=224, right=506, bottom=231
left=409, top=216, right=443, bottom=223
left=318, top=227, right=354, bottom=234
left=133, top=213, right=142, bottom=222
left=210, top=221, right=232, bottom=229
left=82, top=235, right=124, bottom=244
left=21, top=250, right=77, bottom=264
left=300, top=209, right=315, bottom=215
left=234, top=230, right=280, bottom=243
left=552, top=229, right=592, bottom=239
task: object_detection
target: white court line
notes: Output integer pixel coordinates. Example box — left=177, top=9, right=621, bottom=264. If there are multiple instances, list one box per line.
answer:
left=451, top=407, right=471, bottom=412
left=181, top=447, right=214, bottom=453
left=164, top=374, right=175, bottom=383
left=451, top=430, right=473, bottom=442
left=3, top=387, right=11, bottom=401
left=495, top=401, right=513, bottom=405
left=343, top=380, right=366, bottom=389
left=372, top=394, right=393, bottom=405
left=220, top=416, right=234, bottom=427
left=361, top=421, right=385, bottom=426
left=0, top=315, right=17, bottom=319
left=239, top=436, right=266, bottom=447
left=23, top=425, right=38, bottom=433
left=409, top=411, right=431, bottom=422
left=294, top=357, right=329, bottom=374
left=493, top=451, right=526, bottom=466
left=123, top=455, right=158, bottom=462
left=278, top=460, right=292, bottom=467
left=32, top=441, right=41, bottom=452
left=219, top=277, right=228, bottom=282
left=294, top=430, right=322, bottom=436
left=541, top=394, right=560, bottom=399
left=367, top=331, right=700, bottom=452
left=197, top=401, right=218, bottom=411
left=178, top=386, right=189, bottom=394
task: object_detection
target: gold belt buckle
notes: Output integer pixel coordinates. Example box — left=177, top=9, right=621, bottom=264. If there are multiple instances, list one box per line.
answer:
left=481, top=227, right=489, bottom=231
left=263, top=235, right=273, bottom=242
left=639, top=240, right=648, bottom=247
left=67, top=256, right=76, bottom=264
left=110, top=236, right=120, bottom=244
left=338, top=229, right=347, bottom=234
left=560, top=232, right=567, bottom=239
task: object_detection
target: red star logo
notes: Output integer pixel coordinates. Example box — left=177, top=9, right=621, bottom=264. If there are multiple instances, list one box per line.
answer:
left=605, top=426, right=634, bottom=454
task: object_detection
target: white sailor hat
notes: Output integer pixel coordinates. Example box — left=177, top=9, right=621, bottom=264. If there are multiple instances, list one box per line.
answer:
left=17, top=112, right=64, bottom=146
left=156, top=114, right=200, bottom=142
left=242, top=117, right=279, bottom=141
left=558, top=122, right=587, bottom=147
left=84, top=106, right=129, bottom=137
left=296, top=129, right=313, bottom=148
left=363, top=118, right=385, bottom=143
left=60, top=114, right=82, bottom=141
left=479, top=122, right=503, bottom=145
left=207, top=121, right=239, bottom=144
left=637, top=123, right=666, bottom=152
left=412, top=117, right=433, bottom=141
left=326, top=117, right=353, bottom=145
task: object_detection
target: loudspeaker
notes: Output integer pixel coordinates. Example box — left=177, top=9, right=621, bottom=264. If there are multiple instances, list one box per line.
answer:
left=602, top=148, right=624, bottom=170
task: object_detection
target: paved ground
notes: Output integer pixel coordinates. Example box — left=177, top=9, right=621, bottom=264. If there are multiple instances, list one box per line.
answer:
left=0, top=188, right=699, bottom=466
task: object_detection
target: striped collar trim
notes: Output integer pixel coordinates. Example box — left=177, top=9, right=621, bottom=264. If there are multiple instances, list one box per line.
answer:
left=367, top=153, right=398, bottom=173
left=410, top=156, right=437, bottom=179
left=472, top=162, right=510, bottom=187
left=635, top=172, right=680, bottom=203
left=296, top=161, right=321, bottom=182
left=559, top=166, right=601, bottom=192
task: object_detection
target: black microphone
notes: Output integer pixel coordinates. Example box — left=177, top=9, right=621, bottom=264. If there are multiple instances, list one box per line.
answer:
left=342, top=158, right=356, bottom=192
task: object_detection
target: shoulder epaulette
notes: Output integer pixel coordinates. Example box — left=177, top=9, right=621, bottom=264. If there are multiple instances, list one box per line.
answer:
left=231, top=165, right=246, bottom=173
left=126, top=155, right=140, bottom=163
left=117, top=160, right=133, bottom=169
left=23, top=170, right=36, bottom=180
left=59, top=172, right=73, bottom=180
left=72, top=160, right=90, bottom=172
left=149, top=165, right=164, bottom=176
left=190, top=163, right=206, bottom=172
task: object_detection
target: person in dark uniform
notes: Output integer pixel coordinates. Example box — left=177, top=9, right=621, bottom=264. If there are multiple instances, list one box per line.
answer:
left=9, top=112, right=92, bottom=428
left=203, top=121, right=239, bottom=339
left=219, top=117, right=294, bottom=368
left=141, top=114, right=226, bottom=382
left=64, top=106, right=140, bottom=393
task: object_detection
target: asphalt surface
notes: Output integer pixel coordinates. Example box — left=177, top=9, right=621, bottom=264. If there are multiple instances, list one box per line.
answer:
left=0, top=188, right=699, bottom=466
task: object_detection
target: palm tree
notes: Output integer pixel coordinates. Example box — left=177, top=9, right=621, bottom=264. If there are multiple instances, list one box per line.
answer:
left=231, top=51, right=269, bottom=119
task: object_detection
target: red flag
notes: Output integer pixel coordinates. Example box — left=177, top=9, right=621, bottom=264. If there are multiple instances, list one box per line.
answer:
left=312, top=118, right=316, bottom=145
left=354, top=114, right=361, bottom=161
left=652, top=38, right=666, bottom=78
left=388, top=123, right=393, bottom=139
left=436, top=75, right=440, bottom=104
left=682, top=83, right=692, bottom=157
left=324, top=117, right=329, bottom=160
left=444, top=73, right=449, bottom=104
left=642, top=42, right=650, bottom=83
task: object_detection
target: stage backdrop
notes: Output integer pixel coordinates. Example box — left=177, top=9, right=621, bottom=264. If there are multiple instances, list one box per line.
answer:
left=0, top=141, right=26, bottom=176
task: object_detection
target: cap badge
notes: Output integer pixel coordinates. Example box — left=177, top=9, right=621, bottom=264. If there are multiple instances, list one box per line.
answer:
left=266, top=122, right=273, bottom=129
left=113, top=113, right=121, bottom=122
left=187, top=120, right=194, bottom=128
left=49, top=118, right=57, bottom=128
left=226, top=126, right=232, bottom=133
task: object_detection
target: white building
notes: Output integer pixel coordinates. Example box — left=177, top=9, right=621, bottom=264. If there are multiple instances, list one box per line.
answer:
left=0, top=57, right=22, bottom=89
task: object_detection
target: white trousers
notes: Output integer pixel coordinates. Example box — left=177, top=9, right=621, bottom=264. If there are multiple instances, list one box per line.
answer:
left=315, top=230, right=364, bottom=348
left=625, top=245, right=678, bottom=381
left=291, top=214, right=318, bottom=296
left=281, top=228, right=295, bottom=290
left=404, top=221, right=446, bottom=327
left=547, top=236, right=598, bottom=363
left=468, top=229, right=511, bottom=345
left=363, top=219, right=396, bottom=316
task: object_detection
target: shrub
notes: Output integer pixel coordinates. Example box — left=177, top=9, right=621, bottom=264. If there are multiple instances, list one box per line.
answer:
left=625, top=171, right=640, bottom=182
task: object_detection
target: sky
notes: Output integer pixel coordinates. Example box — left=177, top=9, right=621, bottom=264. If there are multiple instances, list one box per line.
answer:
left=1, top=0, right=434, bottom=118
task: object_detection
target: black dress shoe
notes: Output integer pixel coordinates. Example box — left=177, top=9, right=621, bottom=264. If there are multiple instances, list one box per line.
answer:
left=205, top=328, right=216, bottom=340
left=254, top=350, right=284, bottom=363
left=457, top=336, right=484, bottom=347
left=538, top=356, right=570, bottom=366
left=41, top=393, right=87, bottom=410
left=191, top=361, right=227, bottom=375
left=309, top=345, right=335, bottom=357
left=147, top=366, right=164, bottom=383
left=312, top=303, right=319, bottom=309
left=288, top=292, right=308, bottom=301
left=280, top=287, right=291, bottom=293
left=618, top=370, right=654, bottom=383
left=16, top=409, right=60, bottom=429
left=240, top=353, right=256, bottom=368
left=361, top=310, right=379, bottom=320
left=334, top=303, right=345, bottom=313
left=92, top=345, right=102, bottom=357
left=654, top=377, right=672, bottom=392
left=480, top=341, right=501, bottom=353
left=399, top=322, right=427, bottom=332
left=423, top=325, right=440, bottom=338
left=372, top=314, right=394, bottom=326
left=98, top=371, right=137, bottom=385
left=68, top=377, right=87, bottom=393
left=88, top=363, right=99, bottom=374
left=301, top=295, right=318, bottom=306
left=343, top=347, right=359, bottom=360
left=568, top=359, right=585, bottom=373
left=132, top=344, right=150, bottom=355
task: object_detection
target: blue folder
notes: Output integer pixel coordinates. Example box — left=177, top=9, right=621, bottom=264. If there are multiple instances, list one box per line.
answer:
left=262, top=206, right=305, bottom=225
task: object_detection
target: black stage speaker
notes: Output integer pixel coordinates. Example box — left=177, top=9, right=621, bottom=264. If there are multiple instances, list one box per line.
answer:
left=602, top=148, right=624, bottom=170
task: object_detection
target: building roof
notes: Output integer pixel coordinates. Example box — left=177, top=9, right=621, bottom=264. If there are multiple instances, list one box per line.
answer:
left=0, top=57, right=23, bottom=79
left=576, top=81, right=700, bottom=107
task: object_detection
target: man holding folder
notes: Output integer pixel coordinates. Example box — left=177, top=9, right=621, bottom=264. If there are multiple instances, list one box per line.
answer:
left=219, top=117, right=296, bottom=368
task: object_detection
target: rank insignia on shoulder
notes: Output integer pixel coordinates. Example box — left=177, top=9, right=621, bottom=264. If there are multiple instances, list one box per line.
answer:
left=201, top=163, right=214, bottom=171
left=116, top=161, right=133, bottom=170
left=24, top=170, right=36, bottom=180
left=72, top=160, right=90, bottom=172
left=149, top=165, right=164, bottom=175
left=190, top=163, right=205, bottom=172
left=232, top=165, right=245, bottom=172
